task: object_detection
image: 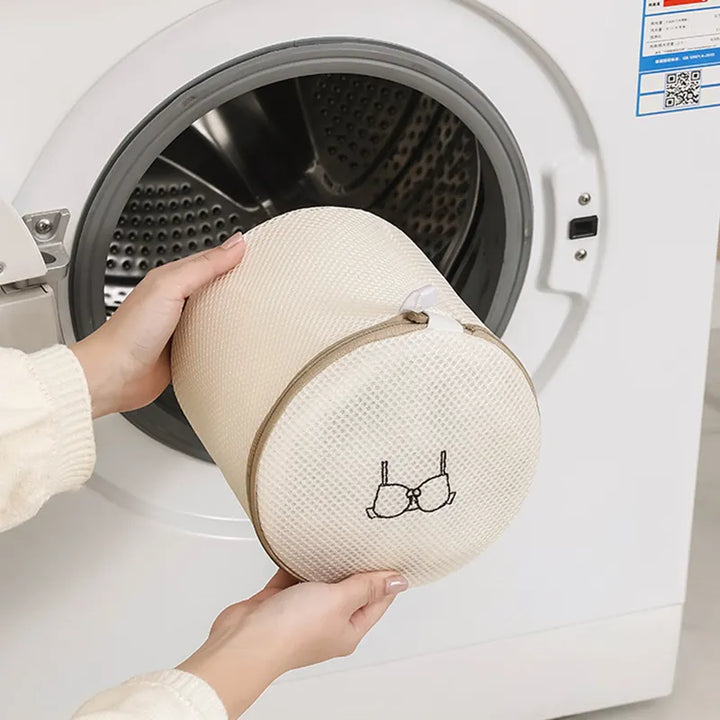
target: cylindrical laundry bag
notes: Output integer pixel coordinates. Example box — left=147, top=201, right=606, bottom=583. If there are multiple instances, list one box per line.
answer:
left=172, top=207, right=540, bottom=585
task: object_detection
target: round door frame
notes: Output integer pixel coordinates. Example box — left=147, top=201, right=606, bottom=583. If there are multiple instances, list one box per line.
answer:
left=71, top=40, right=533, bottom=459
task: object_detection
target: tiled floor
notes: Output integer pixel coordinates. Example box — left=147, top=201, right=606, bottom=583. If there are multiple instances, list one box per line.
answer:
left=570, top=276, right=720, bottom=719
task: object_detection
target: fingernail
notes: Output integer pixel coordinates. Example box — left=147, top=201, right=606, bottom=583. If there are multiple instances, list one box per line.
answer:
left=385, top=575, right=409, bottom=595
left=222, top=233, right=244, bottom=249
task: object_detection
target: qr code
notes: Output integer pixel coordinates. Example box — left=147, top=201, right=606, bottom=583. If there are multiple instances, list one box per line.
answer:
left=664, top=70, right=702, bottom=109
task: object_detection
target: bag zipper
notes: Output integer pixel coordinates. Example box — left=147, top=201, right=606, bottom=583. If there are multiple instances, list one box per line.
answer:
left=246, top=311, right=536, bottom=578
left=463, top=324, right=535, bottom=390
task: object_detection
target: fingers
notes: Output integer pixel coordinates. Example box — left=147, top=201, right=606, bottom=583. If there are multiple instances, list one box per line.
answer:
left=349, top=594, right=397, bottom=637
left=334, top=571, right=408, bottom=614
left=264, top=569, right=299, bottom=591
left=248, top=570, right=300, bottom=604
left=143, top=233, right=246, bottom=300
left=248, top=568, right=299, bottom=603
left=336, top=572, right=408, bottom=648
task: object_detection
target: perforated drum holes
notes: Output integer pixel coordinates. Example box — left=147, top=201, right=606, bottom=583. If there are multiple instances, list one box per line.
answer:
left=73, top=43, right=532, bottom=458
left=104, top=74, right=481, bottom=314
left=104, top=159, right=247, bottom=309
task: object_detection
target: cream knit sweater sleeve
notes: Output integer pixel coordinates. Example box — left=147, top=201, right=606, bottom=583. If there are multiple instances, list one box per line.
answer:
left=72, top=670, right=228, bottom=720
left=0, top=345, right=95, bottom=531
left=0, top=345, right=228, bottom=720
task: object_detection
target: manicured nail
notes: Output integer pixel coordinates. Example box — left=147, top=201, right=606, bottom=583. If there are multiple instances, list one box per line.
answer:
left=385, top=575, right=409, bottom=595
left=222, top=233, right=244, bottom=249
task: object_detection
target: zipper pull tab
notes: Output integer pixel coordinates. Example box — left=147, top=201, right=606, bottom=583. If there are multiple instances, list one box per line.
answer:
left=425, top=308, right=463, bottom=333
left=400, top=285, right=437, bottom=313
left=400, top=285, right=463, bottom=333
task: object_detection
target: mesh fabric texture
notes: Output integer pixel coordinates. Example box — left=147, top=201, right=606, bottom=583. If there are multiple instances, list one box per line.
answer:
left=258, top=330, right=540, bottom=584
left=172, top=207, right=540, bottom=585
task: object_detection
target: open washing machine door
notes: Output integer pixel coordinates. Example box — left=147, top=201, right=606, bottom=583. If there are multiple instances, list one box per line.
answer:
left=6, top=1, right=717, bottom=719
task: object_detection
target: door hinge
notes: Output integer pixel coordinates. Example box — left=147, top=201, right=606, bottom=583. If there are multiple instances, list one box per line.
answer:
left=21, top=209, right=71, bottom=290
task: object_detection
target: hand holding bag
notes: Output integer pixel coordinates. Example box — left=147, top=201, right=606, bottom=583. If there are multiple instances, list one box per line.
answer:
left=172, top=207, right=540, bottom=585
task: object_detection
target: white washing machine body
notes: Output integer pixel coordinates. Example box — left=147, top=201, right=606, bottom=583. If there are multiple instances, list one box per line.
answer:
left=1, top=1, right=718, bottom=718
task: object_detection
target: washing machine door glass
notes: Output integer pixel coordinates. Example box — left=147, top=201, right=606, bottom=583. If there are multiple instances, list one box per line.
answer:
left=71, top=43, right=532, bottom=460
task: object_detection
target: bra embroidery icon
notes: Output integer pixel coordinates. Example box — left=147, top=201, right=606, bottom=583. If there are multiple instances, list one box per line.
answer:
left=366, top=451, right=456, bottom=519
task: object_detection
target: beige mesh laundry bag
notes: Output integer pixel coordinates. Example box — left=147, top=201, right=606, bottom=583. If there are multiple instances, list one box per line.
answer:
left=172, top=207, right=540, bottom=585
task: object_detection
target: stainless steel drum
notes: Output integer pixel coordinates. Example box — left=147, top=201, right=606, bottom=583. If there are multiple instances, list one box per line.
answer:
left=71, top=47, right=532, bottom=460
left=104, top=74, right=482, bottom=312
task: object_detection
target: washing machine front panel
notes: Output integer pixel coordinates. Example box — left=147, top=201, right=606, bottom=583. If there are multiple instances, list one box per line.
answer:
left=1, top=1, right=718, bottom=718
left=15, top=0, right=601, bottom=543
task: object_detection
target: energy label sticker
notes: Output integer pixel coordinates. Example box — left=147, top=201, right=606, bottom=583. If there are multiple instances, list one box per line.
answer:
left=637, top=0, right=720, bottom=116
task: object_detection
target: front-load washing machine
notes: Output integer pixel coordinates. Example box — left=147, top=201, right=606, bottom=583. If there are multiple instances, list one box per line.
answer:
left=1, top=1, right=719, bottom=718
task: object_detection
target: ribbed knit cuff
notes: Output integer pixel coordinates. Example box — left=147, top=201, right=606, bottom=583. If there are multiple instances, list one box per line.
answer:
left=124, top=670, right=228, bottom=720
left=26, top=345, right=95, bottom=492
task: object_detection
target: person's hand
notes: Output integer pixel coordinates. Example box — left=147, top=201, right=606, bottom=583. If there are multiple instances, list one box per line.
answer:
left=178, top=569, right=408, bottom=718
left=71, top=234, right=246, bottom=417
